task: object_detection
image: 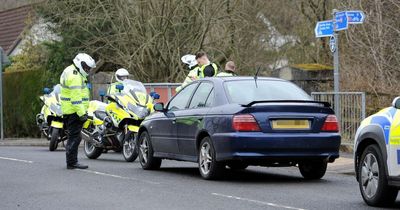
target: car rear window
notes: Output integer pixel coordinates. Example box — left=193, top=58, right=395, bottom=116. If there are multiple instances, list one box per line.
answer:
left=224, top=80, right=311, bottom=104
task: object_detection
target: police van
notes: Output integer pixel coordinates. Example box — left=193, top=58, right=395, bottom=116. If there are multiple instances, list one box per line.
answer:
left=354, top=97, right=400, bottom=206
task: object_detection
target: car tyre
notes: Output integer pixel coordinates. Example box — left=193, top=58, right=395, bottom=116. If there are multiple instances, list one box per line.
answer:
left=358, top=144, right=398, bottom=207
left=49, top=128, right=60, bottom=151
left=198, top=136, right=224, bottom=180
left=84, top=140, right=102, bottom=159
left=138, top=131, right=161, bottom=170
left=299, top=160, right=327, bottom=180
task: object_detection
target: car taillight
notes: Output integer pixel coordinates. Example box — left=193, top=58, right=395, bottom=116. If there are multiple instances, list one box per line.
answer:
left=321, top=115, right=339, bottom=132
left=232, top=114, right=261, bottom=132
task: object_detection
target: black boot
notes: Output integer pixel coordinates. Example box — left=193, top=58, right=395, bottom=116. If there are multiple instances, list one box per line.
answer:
left=67, top=163, right=89, bottom=169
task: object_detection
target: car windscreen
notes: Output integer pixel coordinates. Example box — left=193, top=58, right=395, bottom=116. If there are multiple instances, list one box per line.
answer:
left=224, top=79, right=311, bottom=104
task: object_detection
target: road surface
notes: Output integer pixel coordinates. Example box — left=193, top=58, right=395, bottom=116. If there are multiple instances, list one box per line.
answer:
left=0, top=146, right=398, bottom=210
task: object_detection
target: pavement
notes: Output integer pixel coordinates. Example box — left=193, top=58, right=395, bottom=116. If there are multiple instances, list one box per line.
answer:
left=1, top=145, right=399, bottom=210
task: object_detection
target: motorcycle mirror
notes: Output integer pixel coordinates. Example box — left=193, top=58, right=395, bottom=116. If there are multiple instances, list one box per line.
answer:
left=116, top=84, right=124, bottom=91
left=43, top=88, right=51, bottom=94
left=99, top=89, right=106, bottom=97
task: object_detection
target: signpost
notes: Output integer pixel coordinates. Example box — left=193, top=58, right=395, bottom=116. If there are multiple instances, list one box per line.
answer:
left=334, top=11, right=348, bottom=31
left=0, top=47, right=9, bottom=140
left=315, top=20, right=334, bottom=38
left=346, top=10, right=365, bottom=24
left=314, top=10, right=365, bottom=121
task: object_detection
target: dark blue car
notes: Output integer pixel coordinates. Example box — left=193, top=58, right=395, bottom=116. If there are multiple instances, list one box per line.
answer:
left=137, top=77, right=341, bottom=180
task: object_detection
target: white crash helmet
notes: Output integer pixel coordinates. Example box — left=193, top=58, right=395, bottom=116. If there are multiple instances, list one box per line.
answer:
left=181, top=54, right=197, bottom=69
left=115, top=68, right=130, bottom=82
left=73, top=53, right=96, bottom=77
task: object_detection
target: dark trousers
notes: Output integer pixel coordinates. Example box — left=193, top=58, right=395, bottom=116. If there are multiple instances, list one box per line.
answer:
left=64, top=113, right=83, bottom=166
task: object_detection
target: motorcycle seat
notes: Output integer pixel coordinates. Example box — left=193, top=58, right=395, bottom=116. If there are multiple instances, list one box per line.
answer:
left=94, top=111, right=108, bottom=121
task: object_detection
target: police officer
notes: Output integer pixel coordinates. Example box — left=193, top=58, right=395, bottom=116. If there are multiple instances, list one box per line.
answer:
left=60, top=53, right=96, bottom=169
left=108, top=68, right=130, bottom=95
left=217, top=61, right=237, bottom=77
left=195, top=51, right=218, bottom=78
left=176, top=54, right=200, bottom=92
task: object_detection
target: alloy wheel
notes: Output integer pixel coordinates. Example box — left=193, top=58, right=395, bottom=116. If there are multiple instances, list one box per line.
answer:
left=361, top=153, right=379, bottom=198
left=140, top=136, right=149, bottom=164
left=123, top=138, right=135, bottom=158
left=199, top=142, right=212, bottom=175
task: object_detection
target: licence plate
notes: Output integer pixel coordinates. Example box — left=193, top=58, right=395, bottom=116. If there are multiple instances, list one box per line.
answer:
left=271, top=120, right=310, bottom=130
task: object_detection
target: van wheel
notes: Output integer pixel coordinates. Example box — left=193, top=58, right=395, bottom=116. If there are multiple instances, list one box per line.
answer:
left=198, top=137, right=224, bottom=180
left=358, top=144, right=398, bottom=206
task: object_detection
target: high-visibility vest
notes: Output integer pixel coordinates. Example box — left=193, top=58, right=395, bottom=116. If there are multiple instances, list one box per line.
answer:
left=60, top=64, right=90, bottom=117
left=176, top=66, right=200, bottom=92
left=199, top=63, right=218, bottom=78
left=217, top=71, right=235, bottom=77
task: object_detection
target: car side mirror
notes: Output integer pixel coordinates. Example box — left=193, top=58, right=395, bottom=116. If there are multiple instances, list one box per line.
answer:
left=116, top=84, right=124, bottom=91
left=392, top=97, right=400, bottom=109
left=43, top=88, right=51, bottom=94
left=154, top=103, right=165, bottom=112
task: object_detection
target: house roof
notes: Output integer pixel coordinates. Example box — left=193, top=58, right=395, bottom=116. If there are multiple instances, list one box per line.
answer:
left=0, top=5, right=34, bottom=55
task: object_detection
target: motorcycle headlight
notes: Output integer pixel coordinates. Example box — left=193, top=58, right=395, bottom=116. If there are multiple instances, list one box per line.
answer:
left=128, top=103, right=149, bottom=119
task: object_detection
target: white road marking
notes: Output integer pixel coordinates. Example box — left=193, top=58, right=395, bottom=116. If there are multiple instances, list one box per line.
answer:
left=0, top=156, right=34, bottom=163
left=76, top=169, right=160, bottom=185
left=212, top=193, right=307, bottom=210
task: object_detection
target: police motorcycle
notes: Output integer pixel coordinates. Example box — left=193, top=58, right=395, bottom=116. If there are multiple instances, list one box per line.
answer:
left=36, top=85, right=67, bottom=151
left=81, top=79, right=158, bottom=162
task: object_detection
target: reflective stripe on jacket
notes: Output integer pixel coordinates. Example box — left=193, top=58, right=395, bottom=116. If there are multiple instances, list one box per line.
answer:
left=60, top=64, right=90, bottom=117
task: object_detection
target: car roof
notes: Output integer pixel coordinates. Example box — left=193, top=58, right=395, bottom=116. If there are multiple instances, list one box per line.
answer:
left=198, top=76, right=287, bottom=83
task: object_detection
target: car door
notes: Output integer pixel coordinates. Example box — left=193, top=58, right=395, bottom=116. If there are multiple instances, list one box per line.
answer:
left=151, top=83, right=198, bottom=154
left=175, top=82, right=215, bottom=157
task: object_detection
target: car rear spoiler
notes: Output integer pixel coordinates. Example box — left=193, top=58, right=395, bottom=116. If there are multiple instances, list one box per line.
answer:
left=241, top=100, right=331, bottom=107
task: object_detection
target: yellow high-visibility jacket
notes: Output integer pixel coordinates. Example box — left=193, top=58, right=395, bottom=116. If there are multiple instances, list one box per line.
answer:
left=176, top=66, right=200, bottom=92
left=199, top=63, right=218, bottom=78
left=60, top=64, right=90, bottom=117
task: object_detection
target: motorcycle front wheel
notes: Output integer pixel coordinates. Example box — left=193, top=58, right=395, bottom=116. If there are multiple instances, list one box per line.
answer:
left=49, top=128, right=59, bottom=151
left=122, top=132, right=138, bottom=162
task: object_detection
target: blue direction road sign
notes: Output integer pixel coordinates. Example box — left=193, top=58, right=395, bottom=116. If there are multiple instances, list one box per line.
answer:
left=346, top=10, right=365, bottom=24
left=315, top=20, right=334, bottom=38
left=334, top=11, right=348, bottom=31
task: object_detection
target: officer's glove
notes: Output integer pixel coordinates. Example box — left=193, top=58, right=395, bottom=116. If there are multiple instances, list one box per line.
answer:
left=79, top=114, right=88, bottom=123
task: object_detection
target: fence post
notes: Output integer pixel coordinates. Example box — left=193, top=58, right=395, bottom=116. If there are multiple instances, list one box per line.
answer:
left=361, top=92, right=366, bottom=120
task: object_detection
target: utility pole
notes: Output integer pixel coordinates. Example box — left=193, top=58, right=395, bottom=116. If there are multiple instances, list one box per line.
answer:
left=332, top=9, right=340, bottom=121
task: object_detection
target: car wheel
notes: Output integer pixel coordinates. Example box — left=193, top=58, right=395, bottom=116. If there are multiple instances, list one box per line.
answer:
left=122, top=133, right=138, bottom=162
left=198, top=136, right=224, bottom=180
left=358, top=144, right=398, bottom=207
left=138, top=131, right=161, bottom=170
left=227, top=162, right=248, bottom=170
left=49, top=128, right=60, bottom=151
left=84, top=140, right=102, bottom=159
left=299, top=160, right=327, bottom=180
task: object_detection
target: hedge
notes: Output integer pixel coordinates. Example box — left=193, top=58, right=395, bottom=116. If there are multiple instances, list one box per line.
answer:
left=3, top=70, right=49, bottom=137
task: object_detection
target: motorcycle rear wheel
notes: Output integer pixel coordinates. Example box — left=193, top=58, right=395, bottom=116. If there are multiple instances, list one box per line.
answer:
left=84, top=141, right=102, bottom=159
